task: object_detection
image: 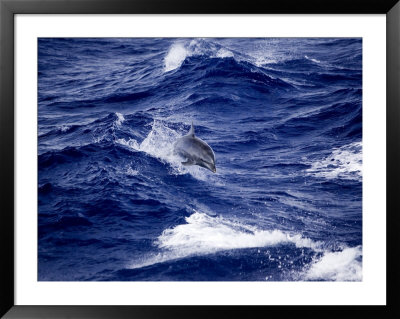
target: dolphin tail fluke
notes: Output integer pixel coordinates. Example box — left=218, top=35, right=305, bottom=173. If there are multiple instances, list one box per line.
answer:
left=188, top=122, right=195, bottom=137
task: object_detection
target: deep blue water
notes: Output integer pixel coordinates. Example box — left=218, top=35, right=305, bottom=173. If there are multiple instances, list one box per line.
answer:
left=38, top=38, right=362, bottom=281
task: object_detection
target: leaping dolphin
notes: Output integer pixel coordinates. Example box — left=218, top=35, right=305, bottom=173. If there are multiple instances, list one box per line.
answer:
left=173, top=123, right=216, bottom=173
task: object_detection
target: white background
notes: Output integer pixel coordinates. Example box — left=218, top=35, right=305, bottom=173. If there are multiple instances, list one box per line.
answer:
left=15, top=15, right=386, bottom=305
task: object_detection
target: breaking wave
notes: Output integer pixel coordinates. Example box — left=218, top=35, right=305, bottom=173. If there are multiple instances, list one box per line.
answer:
left=304, top=246, right=362, bottom=281
left=129, top=211, right=361, bottom=281
left=164, top=39, right=235, bottom=72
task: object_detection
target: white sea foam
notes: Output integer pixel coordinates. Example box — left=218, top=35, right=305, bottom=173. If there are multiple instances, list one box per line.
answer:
left=115, top=112, right=125, bottom=126
left=164, top=43, right=188, bottom=72
left=254, top=57, right=279, bottom=67
left=164, top=40, right=234, bottom=72
left=157, top=212, right=321, bottom=253
left=163, top=39, right=300, bottom=73
left=128, top=211, right=362, bottom=281
left=306, top=141, right=362, bottom=181
left=59, top=125, right=72, bottom=133
left=164, top=39, right=327, bottom=75
left=304, top=246, right=362, bottom=281
left=216, top=48, right=234, bottom=58
left=126, top=167, right=139, bottom=176
left=129, top=211, right=322, bottom=269
left=305, top=55, right=321, bottom=64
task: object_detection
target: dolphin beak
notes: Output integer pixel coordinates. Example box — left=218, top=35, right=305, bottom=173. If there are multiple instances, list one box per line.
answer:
left=202, top=162, right=216, bottom=173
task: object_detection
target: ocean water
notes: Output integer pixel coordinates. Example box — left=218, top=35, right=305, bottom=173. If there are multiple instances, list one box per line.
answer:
left=38, top=38, right=362, bottom=281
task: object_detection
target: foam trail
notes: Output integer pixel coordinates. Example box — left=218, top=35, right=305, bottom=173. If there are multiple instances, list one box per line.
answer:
left=304, top=246, right=362, bottom=281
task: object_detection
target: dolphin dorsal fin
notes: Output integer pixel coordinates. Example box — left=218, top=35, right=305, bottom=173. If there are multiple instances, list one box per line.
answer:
left=188, top=122, right=195, bottom=137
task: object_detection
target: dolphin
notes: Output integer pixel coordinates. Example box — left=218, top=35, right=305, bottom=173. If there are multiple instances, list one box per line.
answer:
left=173, top=123, right=216, bottom=173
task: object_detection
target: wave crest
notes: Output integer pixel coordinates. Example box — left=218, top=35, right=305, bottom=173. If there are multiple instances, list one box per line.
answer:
left=164, top=43, right=188, bottom=72
left=129, top=211, right=362, bottom=282
left=129, top=211, right=322, bottom=269
left=157, top=211, right=320, bottom=253
left=164, top=39, right=234, bottom=72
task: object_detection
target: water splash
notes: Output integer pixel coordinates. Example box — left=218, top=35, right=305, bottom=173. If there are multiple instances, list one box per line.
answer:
left=115, top=120, right=217, bottom=181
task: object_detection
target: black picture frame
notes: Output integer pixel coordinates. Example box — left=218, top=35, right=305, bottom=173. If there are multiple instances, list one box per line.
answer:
left=1, top=0, right=399, bottom=318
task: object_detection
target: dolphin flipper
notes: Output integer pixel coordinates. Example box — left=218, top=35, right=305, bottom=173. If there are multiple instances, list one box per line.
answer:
left=181, top=159, right=194, bottom=166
